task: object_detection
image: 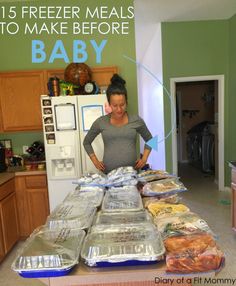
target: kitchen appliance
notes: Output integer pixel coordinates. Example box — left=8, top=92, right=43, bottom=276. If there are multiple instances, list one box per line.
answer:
left=186, top=121, right=215, bottom=173
left=0, top=142, right=7, bottom=172
left=41, top=94, right=107, bottom=211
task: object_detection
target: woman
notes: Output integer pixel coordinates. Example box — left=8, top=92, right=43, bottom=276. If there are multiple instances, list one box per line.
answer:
left=83, top=74, right=153, bottom=173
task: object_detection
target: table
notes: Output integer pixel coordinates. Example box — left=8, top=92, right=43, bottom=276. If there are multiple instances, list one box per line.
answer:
left=39, top=262, right=214, bottom=286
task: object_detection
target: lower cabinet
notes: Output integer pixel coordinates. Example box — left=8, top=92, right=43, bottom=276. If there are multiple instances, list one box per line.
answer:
left=0, top=214, right=5, bottom=263
left=15, top=174, right=49, bottom=238
left=0, top=179, right=19, bottom=262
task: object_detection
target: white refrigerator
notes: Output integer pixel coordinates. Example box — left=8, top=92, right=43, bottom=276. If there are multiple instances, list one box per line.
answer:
left=41, top=94, right=107, bottom=211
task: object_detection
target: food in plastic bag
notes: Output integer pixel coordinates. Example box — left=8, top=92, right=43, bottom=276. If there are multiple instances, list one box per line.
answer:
left=154, top=212, right=215, bottom=239
left=142, top=178, right=187, bottom=197
left=164, top=233, right=224, bottom=273
left=12, top=227, right=86, bottom=278
left=143, top=194, right=181, bottom=207
left=146, top=202, right=189, bottom=218
left=106, top=166, right=138, bottom=187
left=107, top=166, right=137, bottom=180
left=138, top=170, right=176, bottom=182
left=74, top=172, right=107, bottom=187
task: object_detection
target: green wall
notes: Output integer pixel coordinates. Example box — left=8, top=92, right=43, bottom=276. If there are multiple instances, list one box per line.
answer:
left=161, top=20, right=230, bottom=184
left=228, top=15, right=236, bottom=179
left=0, top=0, right=137, bottom=154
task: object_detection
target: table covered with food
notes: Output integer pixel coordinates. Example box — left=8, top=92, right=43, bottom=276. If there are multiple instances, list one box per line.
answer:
left=11, top=167, right=224, bottom=286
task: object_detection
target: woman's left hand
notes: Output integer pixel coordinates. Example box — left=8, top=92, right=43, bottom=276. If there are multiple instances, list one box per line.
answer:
left=135, top=158, right=147, bottom=170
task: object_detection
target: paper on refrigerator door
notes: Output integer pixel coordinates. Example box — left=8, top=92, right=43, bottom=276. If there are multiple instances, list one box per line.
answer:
left=55, top=104, right=76, bottom=130
left=81, top=105, right=103, bottom=131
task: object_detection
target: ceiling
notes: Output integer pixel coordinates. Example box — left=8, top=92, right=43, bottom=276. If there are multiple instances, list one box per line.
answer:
left=134, top=0, right=236, bottom=22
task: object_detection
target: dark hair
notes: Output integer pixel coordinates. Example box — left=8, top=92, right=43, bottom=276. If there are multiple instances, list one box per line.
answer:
left=106, top=74, right=127, bottom=104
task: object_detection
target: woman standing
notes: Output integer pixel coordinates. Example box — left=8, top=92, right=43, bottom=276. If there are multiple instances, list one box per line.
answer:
left=83, top=74, right=153, bottom=173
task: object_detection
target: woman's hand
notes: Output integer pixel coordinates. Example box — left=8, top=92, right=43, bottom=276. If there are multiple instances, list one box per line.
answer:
left=90, top=153, right=105, bottom=172
left=135, top=158, right=147, bottom=170
left=94, top=160, right=105, bottom=172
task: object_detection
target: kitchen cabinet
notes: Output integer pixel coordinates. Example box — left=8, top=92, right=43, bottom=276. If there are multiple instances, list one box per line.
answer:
left=0, top=70, right=45, bottom=131
left=0, top=217, right=4, bottom=263
left=0, top=178, right=19, bottom=262
left=15, top=174, right=49, bottom=238
left=0, top=66, right=117, bottom=132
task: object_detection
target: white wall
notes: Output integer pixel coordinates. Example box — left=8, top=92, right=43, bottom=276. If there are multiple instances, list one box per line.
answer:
left=134, top=1, right=165, bottom=170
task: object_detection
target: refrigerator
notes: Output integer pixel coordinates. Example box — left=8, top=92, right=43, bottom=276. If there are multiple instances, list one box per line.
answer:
left=41, top=94, right=107, bottom=211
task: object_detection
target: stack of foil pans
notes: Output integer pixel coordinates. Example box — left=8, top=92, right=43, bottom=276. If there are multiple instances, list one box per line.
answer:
left=46, top=201, right=96, bottom=230
left=12, top=227, right=85, bottom=278
left=81, top=223, right=165, bottom=267
left=102, top=188, right=143, bottom=212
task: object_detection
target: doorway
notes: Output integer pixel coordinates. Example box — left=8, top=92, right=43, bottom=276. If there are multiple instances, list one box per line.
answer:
left=170, top=75, right=224, bottom=190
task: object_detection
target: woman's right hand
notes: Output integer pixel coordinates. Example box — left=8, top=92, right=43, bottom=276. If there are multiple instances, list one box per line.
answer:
left=90, top=154, right=105, bottom=172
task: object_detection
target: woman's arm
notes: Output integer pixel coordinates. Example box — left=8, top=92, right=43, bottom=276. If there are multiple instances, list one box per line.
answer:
left=135, top=116, right=153, bottom=169
left=89, top=153, right=105, bottom=172
left=83, top=118, right=105, bottom=171
left=135, top=148, right=151, bottom=169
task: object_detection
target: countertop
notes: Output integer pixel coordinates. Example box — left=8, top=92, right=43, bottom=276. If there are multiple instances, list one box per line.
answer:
left=0, top=168, right=47, bottom=186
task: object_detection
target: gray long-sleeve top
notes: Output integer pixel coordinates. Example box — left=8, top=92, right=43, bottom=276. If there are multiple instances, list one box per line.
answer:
left=83, top=114, right=152, bottom=173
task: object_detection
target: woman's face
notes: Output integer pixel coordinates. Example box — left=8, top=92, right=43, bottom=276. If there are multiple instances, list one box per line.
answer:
left=109, top=94, right=127, bottom=118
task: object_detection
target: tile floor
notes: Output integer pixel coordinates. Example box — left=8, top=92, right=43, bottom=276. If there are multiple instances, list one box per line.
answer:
left=0, top=163, right=235, bottom=286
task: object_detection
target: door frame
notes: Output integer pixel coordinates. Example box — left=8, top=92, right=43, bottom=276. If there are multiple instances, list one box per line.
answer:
left=170, top=75, right=224, bottom=190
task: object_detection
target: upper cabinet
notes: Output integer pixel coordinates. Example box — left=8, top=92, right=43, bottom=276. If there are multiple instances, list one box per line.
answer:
left=0, top=66, right=118, bottom=132
left=0, top=71, right=45, bottom=131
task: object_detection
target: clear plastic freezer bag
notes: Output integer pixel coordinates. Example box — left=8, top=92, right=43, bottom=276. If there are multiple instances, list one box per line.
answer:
left=141, top=178, right=188, bottom=197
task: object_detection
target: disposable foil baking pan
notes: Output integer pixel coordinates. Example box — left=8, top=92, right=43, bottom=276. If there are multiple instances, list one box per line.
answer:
left=94, top=210, right=152, bottom=226
left=101, top=188, right=143, bottom=212
left=12, top=227, right=85, bottom=278
left=81, top=223, right=165, bottom=267
left=64, top=186, right=104, bottom=208
left=46, top=201, right=97, bottom=230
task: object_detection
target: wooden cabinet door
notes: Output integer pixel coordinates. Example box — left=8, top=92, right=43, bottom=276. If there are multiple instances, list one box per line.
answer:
left=0, top=217, right=5, bottom=262
left=0, top=71, right=45, bottom=131
left=0, top=192, right=19, bottom=253
left=26, top=187, right=49, bottom=232
left=15, top=176, right=31, bottom=238
left=15, top=175, right=49, bottom=237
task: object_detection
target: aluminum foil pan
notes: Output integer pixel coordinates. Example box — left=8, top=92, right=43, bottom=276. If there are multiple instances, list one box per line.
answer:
left=12, top=227, right=85, bottom=277
left=46, top=201, right=97, bottom=230
left=101, top=188, right=143, bottom=212
left=81, top=223, right=165, bottom=267
left=64, top=186, right=104, bottom=208
left=94, top=210, right=152, bottom=226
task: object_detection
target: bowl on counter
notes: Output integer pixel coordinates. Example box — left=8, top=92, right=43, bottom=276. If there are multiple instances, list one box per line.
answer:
left=24, top=161, right=46, bottom=171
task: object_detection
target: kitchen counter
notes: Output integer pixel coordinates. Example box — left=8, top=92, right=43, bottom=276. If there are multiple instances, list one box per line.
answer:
left=0, top=172, right=15, bottom=185
left=0, top=169, right=47, bottom=186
